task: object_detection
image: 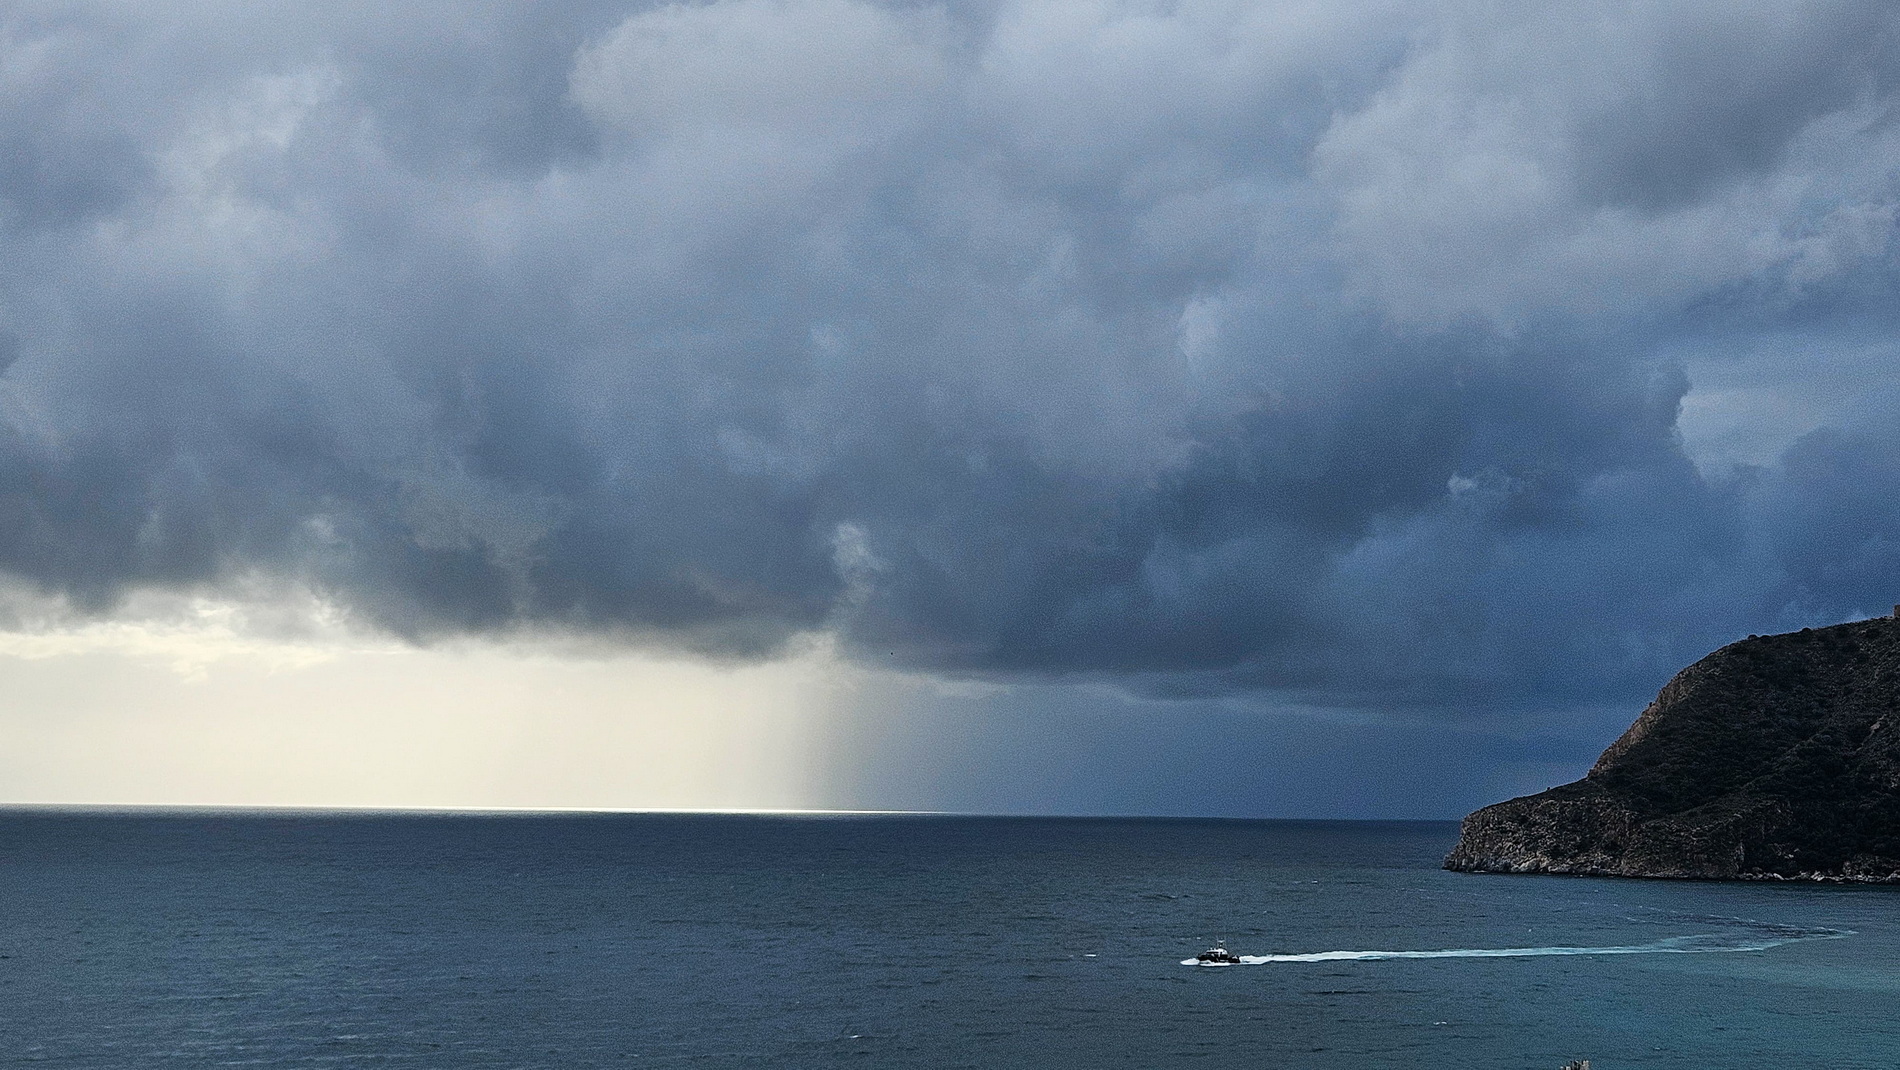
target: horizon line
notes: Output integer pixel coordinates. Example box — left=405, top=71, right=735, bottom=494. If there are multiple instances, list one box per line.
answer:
left=0, top=802, right=1460, bottom=821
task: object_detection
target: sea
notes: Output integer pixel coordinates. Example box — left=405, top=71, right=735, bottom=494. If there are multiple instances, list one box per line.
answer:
left=2, top=811, right=1896, bottom=1069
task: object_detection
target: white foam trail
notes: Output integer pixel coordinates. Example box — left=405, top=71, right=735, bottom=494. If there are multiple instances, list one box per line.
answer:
left=1181, top=925, right=1849, bottom=966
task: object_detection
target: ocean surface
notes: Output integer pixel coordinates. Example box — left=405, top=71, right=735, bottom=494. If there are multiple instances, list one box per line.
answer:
left=2, top=811, right=1896, bottom=1068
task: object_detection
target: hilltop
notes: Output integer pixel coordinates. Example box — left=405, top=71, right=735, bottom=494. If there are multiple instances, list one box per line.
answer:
left=1446, top=616, right=1900, bottom=880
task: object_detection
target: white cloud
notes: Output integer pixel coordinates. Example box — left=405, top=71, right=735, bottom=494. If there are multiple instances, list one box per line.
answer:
left=1312, top=1, right=1900, bottom=323
left=570, top=0, right=952, bottom=141
left=0, top=585, right=368, bottom=679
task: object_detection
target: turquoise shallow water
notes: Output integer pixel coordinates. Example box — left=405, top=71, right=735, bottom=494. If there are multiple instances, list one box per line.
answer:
left=1, top=811, right=1895, bottom=1068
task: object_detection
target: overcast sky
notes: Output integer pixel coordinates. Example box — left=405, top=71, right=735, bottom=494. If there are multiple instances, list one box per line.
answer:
left=1, top=0, right=1897, bottom=816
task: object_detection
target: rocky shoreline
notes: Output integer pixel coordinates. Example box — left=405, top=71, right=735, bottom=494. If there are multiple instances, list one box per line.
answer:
left=1446, top=616, right=1900, bottom=881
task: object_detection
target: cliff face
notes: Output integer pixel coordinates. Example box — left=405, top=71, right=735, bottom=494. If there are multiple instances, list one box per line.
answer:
left=1446, top=616, right=1900, bottom=881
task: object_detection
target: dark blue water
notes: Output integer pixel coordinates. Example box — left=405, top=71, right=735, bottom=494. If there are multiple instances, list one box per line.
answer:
left=2, top=811, right=1895, bottom=1068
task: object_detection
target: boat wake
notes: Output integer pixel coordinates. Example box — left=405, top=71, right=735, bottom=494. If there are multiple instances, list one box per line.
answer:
left=1181, top=920, right=1849, bottom=966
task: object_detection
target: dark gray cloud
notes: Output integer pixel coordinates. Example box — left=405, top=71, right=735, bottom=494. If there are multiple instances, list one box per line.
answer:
left=0, top=0, right=1897, bottom=722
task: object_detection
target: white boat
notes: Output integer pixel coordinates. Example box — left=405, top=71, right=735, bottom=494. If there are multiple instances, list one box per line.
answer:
left=1195, top=944, right=1241, bottom=965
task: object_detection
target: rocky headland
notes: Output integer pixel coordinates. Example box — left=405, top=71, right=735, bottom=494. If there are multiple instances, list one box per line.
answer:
left=1446, top=615, right=1900, bottom=881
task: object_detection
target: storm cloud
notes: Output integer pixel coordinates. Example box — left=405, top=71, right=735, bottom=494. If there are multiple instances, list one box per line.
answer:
left=1, top=0, right=1897, bottom=718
